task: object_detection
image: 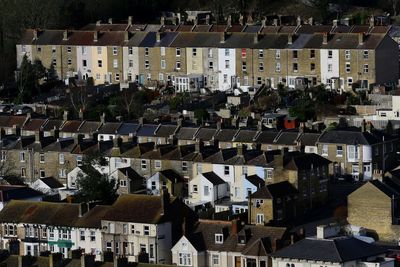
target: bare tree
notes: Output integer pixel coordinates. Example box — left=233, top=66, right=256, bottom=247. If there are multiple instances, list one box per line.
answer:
left=69, top=86, right=88, bottom=115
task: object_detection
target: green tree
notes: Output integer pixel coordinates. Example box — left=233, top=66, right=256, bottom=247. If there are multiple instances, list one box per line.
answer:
left=194, top=108, right=210, bottom=122
left=76, top=154, right=118, bottom=203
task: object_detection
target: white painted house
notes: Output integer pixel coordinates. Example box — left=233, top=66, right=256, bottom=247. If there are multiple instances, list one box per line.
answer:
left=218, top=48, right=236, bottom=91
left=188, top=172, right=229, bottom=207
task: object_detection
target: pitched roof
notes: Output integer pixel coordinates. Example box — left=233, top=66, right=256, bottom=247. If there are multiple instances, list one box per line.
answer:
left=186, top=221, right=287, bottom=254
left=176, top=127, right=198, bottom=140
left=299, top=133, right=320, bottom=146
left=0, top=200, right=78, bottom=226
left=97, top=122, right=122, bottom=134
left=22, top=119, right=47, bottom=131
left=250, top=181, right=298, bottom=199
left=39, top=177, right=64, bottom=189
left=117, top=123, right=140, bottom=135
left=270, top=236, right=387, bottom=262
left=118, top=167, right=143, bottom=181
left=202, top=172, right=226, bottom=185
left=318, top=129, right=382, bottom=145
left=41, top=119, right=64, bottom=131
left=159, top=169, right=184, bottom=183
left=245, top=175, right=265, bottom=188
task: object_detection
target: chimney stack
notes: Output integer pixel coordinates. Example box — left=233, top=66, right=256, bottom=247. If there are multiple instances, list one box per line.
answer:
left=296, top=16, right=301, bottom=26
left=79, top=108, right=84, bottom=120
left=96, top=20, right=101, bottom=26
left=206, top=14, right=210, bottom=25
left=100, top=113, right=106, bottom=124
left=156, top=32, right=161, bottom=43
left=128, top=16, right=133, bottom=26
left=239, top=14, right=243, bottom=26
left=108, top=18, right=113, bottom=24
left=93, top=31, right=98, bottom=42
left=323, top=32, right=328, bottom=45
left=358, top=33, right=365, bottom=45
left=361, top=119, right=366, bottom=132
left=33, top=29, right=38, bottom=40
left=63, top=110, right=69, bottom=121
left=160, top=16, right=165, bottom=26
left=288, top=34, right=293, bottom=45
left=227, top=15, right=232, bottom=27
left=231, top=219, right=239, bottom=235
left=333, top=20, right=338, bottom=27
left=78, top=203, right=89, bottom=217
left=273, top=18, right=278, bottom=26
left=113, top=136, right=122, bottom=148
left=124, top=31, right=129, bottom=42
left=308, top=17, right=314, bottom=25
left=261, top=17, right=266, bottom=28
left=253, top=33, right=259, bottom=44
left=369, top=16, right=375, bottom=27
left=63, top=30, right=69, bottom=41
left=195, top=138, right=203, bottom=153
left=35, top=131, right=43, bottom=143
left=220, top=32, right=227, bottom=43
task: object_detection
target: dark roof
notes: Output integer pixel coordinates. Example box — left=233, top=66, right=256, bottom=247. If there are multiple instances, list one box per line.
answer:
left=195, top=128, right=218, bottom=141
left=234, top=129, right=258, bottom=143
left=155, top=125, right=178, bottom=137
left=255, top=131, right=279, bottom=144
left=318, top=130, right=382, bottom=145
left=77, top=121, right=101, bottom=134
left=245, top=175, right=265, bottom=188
left=159, top=169, right=184, bottom=183
left=250, top=181, right=298, bottom=199
left=299, top=133, right=320, bottom=146
left=176, top=127, right=198, bottom=140
left=97, top=122, right=122, bottom=135
left=22, top=119, right=47, bottom=131
left=274, top=131, right=300, bottom=145
left=117, top=123, right=140, bottom=135
left=186, top=221, right=287, bottom=253
left=39, top=177, right=64, bottom=189
left=60, top=120, right=83, bottom=133
left=202, top=172, right=225, bottom=185
left=0, top=186, right=43, bottom=202
left=136, top=124, right=158, bottom=137
left=118, top=167, right=143, bottom=181
left=215, top=129, right=238, bottom=142
left=42, top=119, right=64, bottom=131
left=270, top=236, right=387, bottom=262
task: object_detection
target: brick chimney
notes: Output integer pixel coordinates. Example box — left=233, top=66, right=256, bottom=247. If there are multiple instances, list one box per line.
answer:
left=323, top=32, right=328, bottom=45
left=93, top=31, right=99, bottom=42
left=231, top=219, right=239, bottom=235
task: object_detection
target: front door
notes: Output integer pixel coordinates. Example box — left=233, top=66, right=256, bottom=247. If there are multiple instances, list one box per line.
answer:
left=235, top=256, right=241, bottom=267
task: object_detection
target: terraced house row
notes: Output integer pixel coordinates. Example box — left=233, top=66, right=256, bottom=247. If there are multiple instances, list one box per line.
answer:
left=16, top=18, right=399, bottom=91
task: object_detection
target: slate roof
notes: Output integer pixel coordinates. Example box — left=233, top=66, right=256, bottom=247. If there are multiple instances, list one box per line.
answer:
left=245, top=175, right=265, bottom=188
left=299, top=133, right=321, bottom=146
left=283, top=151, right=331, bottom=170
left=196, top=127, right=218, bottom=141
left=155, top=124, right=178, bottom=137
left=117, top=123, right=140, bottom=135
left=39, top=177, right=64, bottom=189
left=136, top=124, right=158, bottom=137
left=270, top=236, right=387, bottom=262
left=250, top=181, right=298, bottom=199
left=0, top=116, right=26, bottom=128
left=0, top=186, right=43, bottom=202
left=202, top=172, right=226, bottom=185
left=97, top=122, right=122, bottom=135
left=215, top=129, right=239, bottom=142
left=76, top=121, right=101, bottom=134
left=318, top=129, right=382, bottom=145
left=274, top=131, right=301, bottom=145
left=176, top=127, right=198, bottom=140
left=255, top=131, right=279, bottom=144
left=234, top=129, right=258, bottom=142
left=159, top=169, right=184, bottom=183
left=118, top=167, right=143, bottom=181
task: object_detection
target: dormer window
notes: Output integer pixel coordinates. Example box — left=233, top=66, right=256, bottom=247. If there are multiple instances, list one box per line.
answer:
left=215, top=233, right=223, bottom=244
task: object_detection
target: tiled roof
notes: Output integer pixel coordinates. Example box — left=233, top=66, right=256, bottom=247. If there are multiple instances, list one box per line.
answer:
left=22, top=119, right=47, bottom=131
left=97, top=122, right=122, bottom=135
